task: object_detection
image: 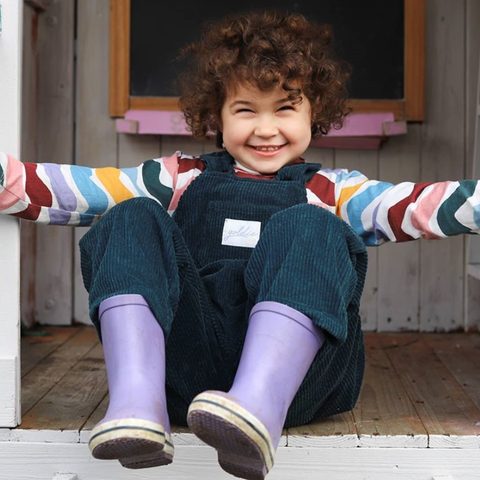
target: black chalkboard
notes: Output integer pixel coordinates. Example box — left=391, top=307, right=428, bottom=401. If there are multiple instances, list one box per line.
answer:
left=130, top=0, right=404, bottom=101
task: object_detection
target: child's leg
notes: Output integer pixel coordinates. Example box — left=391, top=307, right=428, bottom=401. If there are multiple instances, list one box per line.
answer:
left=187, top=203, right=368, bottom=480
left=79, top=197, right=236, bottom=467
left=247, top=203, right=368, bottom=428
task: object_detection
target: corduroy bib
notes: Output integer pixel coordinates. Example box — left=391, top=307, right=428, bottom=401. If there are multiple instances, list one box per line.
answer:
left=173, top=150, right=322, bottom=263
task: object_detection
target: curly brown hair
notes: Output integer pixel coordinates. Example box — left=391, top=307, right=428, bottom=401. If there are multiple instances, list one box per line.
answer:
left=177, top=10, right=353, bottom=148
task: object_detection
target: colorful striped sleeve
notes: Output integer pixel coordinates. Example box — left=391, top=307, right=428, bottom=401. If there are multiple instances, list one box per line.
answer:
left=306, top=168, right=480, bottom=246
left=0, top=151, right=182, bottom=226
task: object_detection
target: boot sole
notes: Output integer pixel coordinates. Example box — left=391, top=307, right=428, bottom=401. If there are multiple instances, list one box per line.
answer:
left=89, top=418, right=174, bottom=468
left=119, top=447, right=173, bottom=469
left=187, top=392, right=274, bottom=480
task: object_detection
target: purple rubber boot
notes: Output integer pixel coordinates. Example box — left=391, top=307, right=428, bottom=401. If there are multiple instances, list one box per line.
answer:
left=187, top=301, right=325, bottom=480
left=88, top=294, right=174, bottom=469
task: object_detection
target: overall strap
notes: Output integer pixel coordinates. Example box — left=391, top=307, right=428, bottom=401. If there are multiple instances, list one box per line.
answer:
left=199, top=151, right=235, bottom=174
left=276, top=162, right=323, bottom=184
left=199, top=150, right=322, bottom=184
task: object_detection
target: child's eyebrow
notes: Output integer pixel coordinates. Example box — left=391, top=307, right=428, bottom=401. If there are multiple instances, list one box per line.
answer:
left=229, top=98, right=292, bottom=109
left=229, top=100, right=253, bottom=108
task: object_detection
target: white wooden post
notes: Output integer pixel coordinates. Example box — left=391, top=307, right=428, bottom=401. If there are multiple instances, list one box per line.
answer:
left=0, top=0, right=23, bottom=427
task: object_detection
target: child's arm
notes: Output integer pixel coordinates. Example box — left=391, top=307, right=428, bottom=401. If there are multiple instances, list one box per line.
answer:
left=313, top=168, right=479, bottom=246
left=0, top=151, right=181, bottom=226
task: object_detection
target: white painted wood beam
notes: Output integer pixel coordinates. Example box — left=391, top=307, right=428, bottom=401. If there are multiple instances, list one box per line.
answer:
left=0, top=0, right=23, bottom=428
left=0, top=442, right=474, bottom=479
left=52, top=474, right=78, bottom=480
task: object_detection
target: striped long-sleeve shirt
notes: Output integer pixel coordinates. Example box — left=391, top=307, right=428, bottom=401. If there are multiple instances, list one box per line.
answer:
left=1, top=150, right=479, bottom=247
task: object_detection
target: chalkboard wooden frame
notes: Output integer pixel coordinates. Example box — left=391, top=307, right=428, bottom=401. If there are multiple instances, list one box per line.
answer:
left=109, top=0, right=425, bottom=122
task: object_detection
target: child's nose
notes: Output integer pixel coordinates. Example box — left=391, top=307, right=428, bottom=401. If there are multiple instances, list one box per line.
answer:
left=254, top=117, right=279, bottom=137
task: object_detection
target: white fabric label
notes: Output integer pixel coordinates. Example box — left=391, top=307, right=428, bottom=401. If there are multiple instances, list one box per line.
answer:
left=221, top=218, right=261, bottom=248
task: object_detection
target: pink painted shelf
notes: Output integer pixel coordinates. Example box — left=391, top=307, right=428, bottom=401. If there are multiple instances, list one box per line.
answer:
left=116, top=110, right=407, bottom=150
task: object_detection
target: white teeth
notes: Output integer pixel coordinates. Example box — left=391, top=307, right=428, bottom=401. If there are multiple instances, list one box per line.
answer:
left=255, top=146, right=281, bottom=151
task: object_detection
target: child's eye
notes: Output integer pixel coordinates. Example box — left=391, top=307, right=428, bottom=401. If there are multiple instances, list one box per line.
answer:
left=237, top=109, right=254, bottom=113
left=278, top=106, right=294, bottom=111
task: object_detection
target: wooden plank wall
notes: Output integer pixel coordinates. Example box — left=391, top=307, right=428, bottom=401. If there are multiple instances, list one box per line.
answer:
left=465, top=0, right=480, bottom=330
left=21, top=0, right=480, bottom=333
left=21, top=3, right=39, bottom=329
left=21, top=0, right=75, bottom=327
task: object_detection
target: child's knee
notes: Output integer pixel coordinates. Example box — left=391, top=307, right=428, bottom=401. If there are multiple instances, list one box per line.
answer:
left=96, top=197, right=170, bottom=231
left=79, top=197, right=172, bottom=253
left=108, top=196, right=164, bottom=216
left=266, top=203, right=349, bottom=244
left=271, top=203, right=340, bottom=224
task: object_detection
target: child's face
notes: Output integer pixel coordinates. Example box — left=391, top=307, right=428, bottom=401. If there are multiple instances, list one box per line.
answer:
left=220, top=83, right=312, bottom=174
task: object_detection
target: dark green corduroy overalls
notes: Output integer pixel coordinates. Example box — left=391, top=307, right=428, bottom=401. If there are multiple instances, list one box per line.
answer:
left=79, top=150, right=368, bottom=428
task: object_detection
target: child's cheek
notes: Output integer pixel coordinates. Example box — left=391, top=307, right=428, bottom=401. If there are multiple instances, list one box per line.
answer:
left=226, top=130, right=247, bottom=146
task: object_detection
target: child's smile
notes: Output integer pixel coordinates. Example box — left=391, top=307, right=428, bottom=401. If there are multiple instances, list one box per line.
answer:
left=247, top=144, right=287, bottom=156
left=220, top=83, right=313, bottom=174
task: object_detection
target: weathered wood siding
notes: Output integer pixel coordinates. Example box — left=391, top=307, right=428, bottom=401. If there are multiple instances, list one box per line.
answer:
left=21, top=0, right=480, bottom=332
left=21, top=0, right=75, bottom=326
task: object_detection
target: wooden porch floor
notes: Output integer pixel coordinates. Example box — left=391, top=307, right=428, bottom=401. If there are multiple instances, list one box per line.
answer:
left=12, top=325, right=480, bottom=447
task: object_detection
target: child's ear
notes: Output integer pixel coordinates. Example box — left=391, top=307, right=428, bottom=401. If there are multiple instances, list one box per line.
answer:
left=214, top=113, right=223, bottom=132
left=216, top=132, right=224, bottom=149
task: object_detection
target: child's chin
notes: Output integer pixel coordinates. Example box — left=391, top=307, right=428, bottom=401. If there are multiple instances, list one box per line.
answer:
left=263, top=161, right=293, bottom=174
left=262, top=163, right=289, bottom=174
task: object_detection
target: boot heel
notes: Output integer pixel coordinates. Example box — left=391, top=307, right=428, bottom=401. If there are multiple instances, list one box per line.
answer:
left=218, top=452, right=268, bottom=480
left=187, top=391, right=274, bottom=480
left=119, top=430, right=174, bottom=469
left=89, top=418, right=168, bottom=461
